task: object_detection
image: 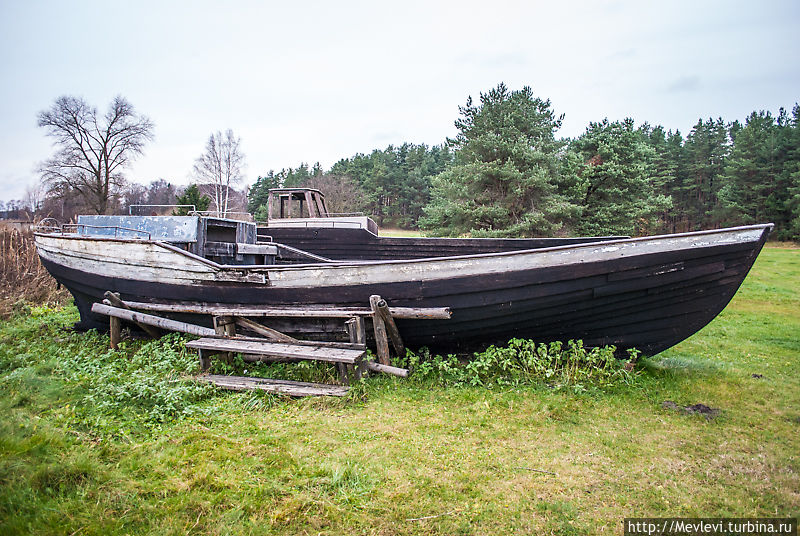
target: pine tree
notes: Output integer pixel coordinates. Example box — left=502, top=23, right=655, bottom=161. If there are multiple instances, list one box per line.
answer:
left=785, top=105, right=800, bottom=240
left=420, top=84, right=578, bottom=237
left=682, top=118, right=729, bottom=228
left=569, top=118, right=671, bottom=236
left=718, top=110, right=788, bottom=227
left=174, top=184, right=210, bottom=215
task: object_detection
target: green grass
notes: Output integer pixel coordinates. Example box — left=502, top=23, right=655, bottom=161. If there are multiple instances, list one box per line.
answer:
left=1, top=246, right=798, bottom=535
left=378, top=228, right=423, bottom=238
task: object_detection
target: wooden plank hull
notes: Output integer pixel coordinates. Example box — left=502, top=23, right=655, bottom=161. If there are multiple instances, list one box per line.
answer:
left=259, top=226, right=627, bottom=260
left=35, top=224, right=771, bottom=356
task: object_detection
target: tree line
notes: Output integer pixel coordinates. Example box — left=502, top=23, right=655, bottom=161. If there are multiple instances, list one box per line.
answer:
left=11, top=87, right=799, bottom=240
left=249, top=84, right=799, bottom=240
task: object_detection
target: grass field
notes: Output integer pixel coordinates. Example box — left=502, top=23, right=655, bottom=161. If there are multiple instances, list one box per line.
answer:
left=378, top=228, right=423, bottom=238
left=1, top=246, right=798, bottom=535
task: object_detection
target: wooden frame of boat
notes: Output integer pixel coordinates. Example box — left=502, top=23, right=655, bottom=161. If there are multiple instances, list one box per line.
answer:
left=34, top=214, right=773, bottom=356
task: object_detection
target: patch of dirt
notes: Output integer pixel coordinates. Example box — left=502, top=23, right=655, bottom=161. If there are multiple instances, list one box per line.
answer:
left=662, top=400, right=721, bottom=419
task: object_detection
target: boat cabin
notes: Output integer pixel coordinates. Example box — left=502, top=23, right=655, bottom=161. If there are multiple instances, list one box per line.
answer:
left=264, top=188, right=379, bottom=235
left=75, top=214, right=277, bottom=265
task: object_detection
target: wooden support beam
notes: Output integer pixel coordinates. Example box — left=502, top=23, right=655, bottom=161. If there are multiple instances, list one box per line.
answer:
left=199, top=349, right=214, bottom=371
left=109, top=316, right=121, bottom=349
left=370, top=295, right=391, bottom=365
left=213, top=315, right=237, bottom=337
left=120, top=300, right=452, bottom=319
left=344, top=317, right=367, bottom=381
left=336, top=362, right=349, bottom=384
left=91, top=303, right=216, bottom=337
left=103, top=292, right=162, bottom=338
left=213, top=315, right=236, bottom=364
left=375, top=298, right=405, bottom=358
left=233, top=335, right=364, bottom=350
left=234, top=317, right=297, bottom=343
left=365, top=361, right=409, bottom=378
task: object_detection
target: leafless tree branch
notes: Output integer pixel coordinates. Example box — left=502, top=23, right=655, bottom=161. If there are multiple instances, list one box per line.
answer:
left=192, top=129, right=245, bottom=216
left=37, top=95, right=154, bottom=214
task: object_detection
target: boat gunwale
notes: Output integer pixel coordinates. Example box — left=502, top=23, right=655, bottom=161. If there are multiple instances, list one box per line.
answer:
left=34, top=223, right=774, bottom=273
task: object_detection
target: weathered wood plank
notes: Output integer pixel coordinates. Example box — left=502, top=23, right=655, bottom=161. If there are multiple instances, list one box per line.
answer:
left=232, top=334, right=364, bottom=350
left=120, top=300, right=452, bottom=319
left=103, top=291, right=161, bottom=338
left=186, top=337, right=364, bottom=364
left=91, top=303, right=216, bottom=336
left=234, top=317, right=297, bottom=343
left=370, top=295, right=391, bottom=365
left=199, top=375, right=349, bottom=396
left=345, top=317, right=366, bottom=381
left=375, top=298, right=405, bottom=357
left=365, top=361, right=409, bottom=377
left=109, top=316, right=121, bottom=349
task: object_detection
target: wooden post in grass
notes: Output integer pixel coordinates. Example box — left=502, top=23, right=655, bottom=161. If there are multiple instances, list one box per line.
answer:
left=213, top=315, right=236, bottom=364
left=345, top=316, right=366, bottom=381
left=109, top=316, right=121, bottom=349
left=375, top=298, right=405, bottom=358
left=103, top=291, right=161, bottom=339
left=369, top=295, right=391, bottom=365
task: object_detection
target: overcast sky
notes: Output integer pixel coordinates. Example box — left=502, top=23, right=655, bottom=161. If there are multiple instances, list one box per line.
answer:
left=1, top=0, right=798, bottom=203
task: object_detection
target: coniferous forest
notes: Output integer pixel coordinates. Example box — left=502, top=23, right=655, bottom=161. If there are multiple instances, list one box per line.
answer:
left=248, top=84, right=800, bottom=240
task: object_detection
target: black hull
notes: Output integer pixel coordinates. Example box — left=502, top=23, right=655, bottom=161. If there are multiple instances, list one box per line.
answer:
left=41, top=227, right=769, bottom=356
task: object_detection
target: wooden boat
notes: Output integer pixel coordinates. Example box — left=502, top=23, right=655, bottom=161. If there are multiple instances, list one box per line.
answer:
left=33, top=191, right=772, bottom=356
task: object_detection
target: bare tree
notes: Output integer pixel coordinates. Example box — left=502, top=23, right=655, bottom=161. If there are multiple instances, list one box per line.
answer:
left=37, top=95, right=154, bottom=214
left=24, top=181, right=47, bottom=216
left=193, top=130, right=245, bottom=216
left=303, top=174, right=368, bottom=214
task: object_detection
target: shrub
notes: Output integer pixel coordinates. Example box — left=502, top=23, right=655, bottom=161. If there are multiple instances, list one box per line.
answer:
left=0, top=225, right=69, bottom=317
left=398, top=339, right=640, bottom=392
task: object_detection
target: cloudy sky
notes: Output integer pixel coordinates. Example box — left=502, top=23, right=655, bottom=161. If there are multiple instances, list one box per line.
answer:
left=1, top=0, right=798, bottom=203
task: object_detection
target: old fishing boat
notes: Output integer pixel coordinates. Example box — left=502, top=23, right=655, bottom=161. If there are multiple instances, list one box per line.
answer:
left=34, top=189, right=772, bottom=356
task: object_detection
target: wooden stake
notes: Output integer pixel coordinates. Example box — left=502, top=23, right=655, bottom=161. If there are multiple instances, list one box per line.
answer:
left=345, top=317, right=366, bottom=381
left=109, top=316, right=121, bottom=349
left=370, top=295, right=391, bottom=365
left=213, top=315, right=236, bottom=364
left=199, top=349, right=213, bottom=371
left=375, top=298, right=405, bottom=358
left=103, top=291, right=161, bottom=339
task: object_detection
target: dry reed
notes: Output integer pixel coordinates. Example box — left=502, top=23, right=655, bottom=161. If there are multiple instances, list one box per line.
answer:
left=0, top=224, right=69, bottom=317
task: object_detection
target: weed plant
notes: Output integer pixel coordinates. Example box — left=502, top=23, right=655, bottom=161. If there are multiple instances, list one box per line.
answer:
left=397, top=339, right=640, bottom=392
left=0, top=307, right=215, bottom=440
